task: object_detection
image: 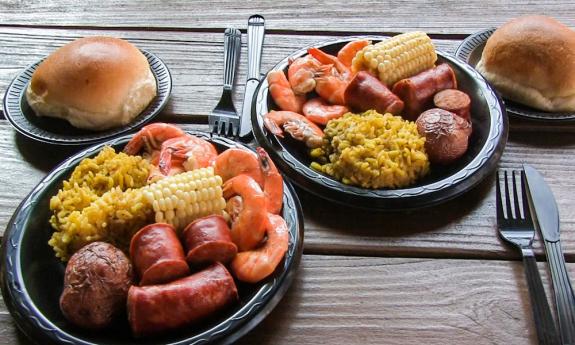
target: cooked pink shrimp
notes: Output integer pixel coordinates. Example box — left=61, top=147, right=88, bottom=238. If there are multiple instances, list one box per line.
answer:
left=267, top=70, right=306, bottom=113
left=287, top=55, right=323, bottom=94
left=123, top=123, right=186, bottom=155
left=158, top=135, right=218, bottom=175
left=222, top=175, right=268, bottom=251
left=263, top=110, right=324, bottom=148
left=302, top=97, right=349, bottom=125
left=256, top=147, right=283, bottom=214
left=307, top=48, right=352, bottom=105
left=231, top=213, right=289, bottom=283
left=214, top=148, right=264, bottom=186
left=337, top=39, right=371, bottom=68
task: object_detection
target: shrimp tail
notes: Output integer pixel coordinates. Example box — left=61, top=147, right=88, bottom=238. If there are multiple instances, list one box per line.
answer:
left=264, top=116, right=285, bottom=138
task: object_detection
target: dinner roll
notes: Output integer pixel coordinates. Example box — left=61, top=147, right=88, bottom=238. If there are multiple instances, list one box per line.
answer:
left=476, top=15, right=575, bottom=112
left=26, top=36, right=157, bottom=130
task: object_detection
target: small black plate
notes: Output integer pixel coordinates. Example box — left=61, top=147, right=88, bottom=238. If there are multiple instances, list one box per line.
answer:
left=0, top=133, right=304, bottom=345
left=455, top=28, right=575, bottom=122
left=251, top=36, right=508, bottom=210
left=2, top=50, right=172, bottom=145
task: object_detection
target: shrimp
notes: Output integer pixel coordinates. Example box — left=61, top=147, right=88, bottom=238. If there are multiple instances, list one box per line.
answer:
left=263, top=110, right=324, bottom=148
left=307, top=48, right=352, bottom=105
left=256, top=147, right=283, bottom=214
left=124, top=123, right=186, bottom=155
left=214, top=148, right=264, bottom=186
left=222, top=175, right=268, bottom=251
left=302, top=97, right=349, bottom=125
left=231, top=213, right=289, bottom=283
left=287, top=55, right=323, bottom=94
left=267, top=70, right=306, bottom=113
left=158, top=135, right=218, bottom=175
left=337, top=39, right=371, bottom=68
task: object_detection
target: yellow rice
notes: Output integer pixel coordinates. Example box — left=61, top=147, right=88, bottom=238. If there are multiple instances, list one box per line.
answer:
left=310, top=110, right=429, bottom=189
left=48, top=146, right=152, bottom=261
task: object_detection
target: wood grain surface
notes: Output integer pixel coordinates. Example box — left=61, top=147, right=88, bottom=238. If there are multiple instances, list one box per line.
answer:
left=1, top=255, right=570, bottom=345
left=0, top=0, right=574, bottom=35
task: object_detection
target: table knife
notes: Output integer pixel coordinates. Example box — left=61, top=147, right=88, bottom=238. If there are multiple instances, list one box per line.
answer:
left=524, top=164, right=575, bottom=345
left=239, top=14, right=265, bottom=139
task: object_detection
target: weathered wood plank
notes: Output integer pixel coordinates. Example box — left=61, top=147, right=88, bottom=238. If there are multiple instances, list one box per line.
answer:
left=0, top=27, right=572, bottom=133
left=2, top=122, right=575, bottom=260
left=0, top=255, right=570, bottom=345
left=0, top=0, right=574, bottom=35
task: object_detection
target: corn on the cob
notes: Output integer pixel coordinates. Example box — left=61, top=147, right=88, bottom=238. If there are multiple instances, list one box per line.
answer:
left=351, top=31, right=437, bottom=87
left=142, top=166, right=226, bottom=231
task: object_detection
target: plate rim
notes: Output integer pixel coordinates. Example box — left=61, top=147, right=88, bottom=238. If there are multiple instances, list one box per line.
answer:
left=455, top=28, right=575, bottom=122
left=251, top=35, right=508, bottom=210
left=2, top=49, right=173, bottom=145
left=0, top=132, right=304, bottom=345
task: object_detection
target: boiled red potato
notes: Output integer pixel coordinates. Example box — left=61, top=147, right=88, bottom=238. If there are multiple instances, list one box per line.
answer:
left=416, top=108, right=472, bottom=164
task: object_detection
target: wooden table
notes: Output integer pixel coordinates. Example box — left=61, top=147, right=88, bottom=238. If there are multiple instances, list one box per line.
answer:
left=1, top=2, right=575, bottom=344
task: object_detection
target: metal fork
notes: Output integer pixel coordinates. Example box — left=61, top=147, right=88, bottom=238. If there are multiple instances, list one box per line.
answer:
left=209, top=28, right=241, bottom=137
left=496, top=169, right=561, bottom=345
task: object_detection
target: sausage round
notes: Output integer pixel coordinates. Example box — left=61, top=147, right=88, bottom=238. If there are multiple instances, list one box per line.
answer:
left=433, top=89, right=471, bottom=121
left=344, top=71, right=404, bottom=115
left=416, top=108, right=472, bottom=164
left=127, top=262, right=238, bottom=337
left=183, top=215, right=238, bottom=266
left=392, top=63, right=457, bottom=120
left=130, top=223, right=190, bottom=286
left=60, top=242, right=133, bottom=330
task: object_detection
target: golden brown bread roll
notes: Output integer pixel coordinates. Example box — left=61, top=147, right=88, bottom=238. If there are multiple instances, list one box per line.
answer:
left=26, top=36, right=157, bottom=130
left=476, top=15, right=575, bottom=112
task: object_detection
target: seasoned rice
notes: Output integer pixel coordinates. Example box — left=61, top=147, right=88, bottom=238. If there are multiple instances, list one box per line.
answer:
left=310, top=110, right=429, bottom=189
left=48, top=146, right=152, bottom=260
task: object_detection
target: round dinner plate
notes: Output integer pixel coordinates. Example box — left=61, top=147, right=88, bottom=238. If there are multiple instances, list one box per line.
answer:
left=251, top=36, right=508, bottom=210
left=0, top=132, right=304, bottom=345
left=2, top=50, right=172, bottom=146
left=455, top=28, right=575, bottom=122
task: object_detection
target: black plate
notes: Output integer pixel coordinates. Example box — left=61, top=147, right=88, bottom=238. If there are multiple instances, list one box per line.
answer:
left=3, top=50, right=172, bottom=145
left=455, top=28, right=575, bottom=122
left=251, top=36, right=508, bottom=210
left=0, top=132, right=304, bottom=345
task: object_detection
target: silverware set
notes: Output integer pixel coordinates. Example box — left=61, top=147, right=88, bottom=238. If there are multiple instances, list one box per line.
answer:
left=496, top=166, right=575, bottom=345
left=209, top=15, right=265, bottom=139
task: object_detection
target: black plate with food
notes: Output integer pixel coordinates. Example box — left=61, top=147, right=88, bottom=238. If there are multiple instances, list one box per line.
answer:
left=251, top=35, right=508, bottom=210
left=2, top=49, right=172, bottom=145
left=456, top=27, right=575, bottom=122
left=0, top=131, right=303, bottom=345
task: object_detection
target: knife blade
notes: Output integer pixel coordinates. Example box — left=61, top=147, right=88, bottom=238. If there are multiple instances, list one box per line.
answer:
left=524, top=164, right=575, bottom=345
left=239, top=15, right=265, bottom=139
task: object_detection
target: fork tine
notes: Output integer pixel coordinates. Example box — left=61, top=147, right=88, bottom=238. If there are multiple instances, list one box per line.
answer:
left=512, top=170, right=522, bottom=219
left=503, top=170, right=513, bottom=219
left=495, top=170, right=504, bottom=219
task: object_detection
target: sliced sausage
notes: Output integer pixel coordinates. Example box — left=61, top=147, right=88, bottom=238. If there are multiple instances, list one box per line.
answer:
left=183, top=215, right=238, bottom=266
left=433, top=89, right=471, bottom=121
left=130, top=223, right=190, bottom=286
left=127, top=262, right=238, bottom=337
left=60, top=242, right=133, bottom=330
left=392, top=63, right=457, bottom=120
left=344, top=71, right=404, bottom=115
left=416, top=108, right=472, bottom=164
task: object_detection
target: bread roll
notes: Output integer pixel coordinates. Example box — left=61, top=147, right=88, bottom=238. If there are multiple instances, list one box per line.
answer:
left=26, top=36, right=157, bottom=130
left=476, top=15, right=575, bottom=112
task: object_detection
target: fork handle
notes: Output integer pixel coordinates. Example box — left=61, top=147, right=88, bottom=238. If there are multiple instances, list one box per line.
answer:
left=545, top=240, right=575, bottom=345
left=223, top=28, right=241, bottom=91
left=522, top=248, right=561, bottom=345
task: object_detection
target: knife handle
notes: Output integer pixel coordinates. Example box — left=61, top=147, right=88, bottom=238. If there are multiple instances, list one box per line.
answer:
left=247, top=15, right=265, bottom=80
left=521, top=248, right=561, bottom=345
left=223, top=28, right=241, bottom=91
left=546, top=241, right=575, bottom=345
